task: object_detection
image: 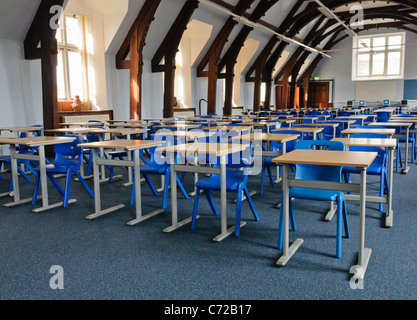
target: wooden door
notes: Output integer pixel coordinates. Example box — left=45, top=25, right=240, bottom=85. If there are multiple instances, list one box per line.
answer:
left=308, top=81, right=329, bottom=108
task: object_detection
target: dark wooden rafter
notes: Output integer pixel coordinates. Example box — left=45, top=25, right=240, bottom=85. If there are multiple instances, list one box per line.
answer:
left=24, top=0, right=65, bottom=132
left=244, top=0, right=304, bottom=111
left=116, top=0, right=161, bottom=120
left=218, top=0, right=279, bottom=115
left=274, top=15, right=326, bottom=108
left=151, top=0, right=199, bottom=118
left=288, top=0, right=417, bottom=38
left=196, top=0, right=254, bottom=115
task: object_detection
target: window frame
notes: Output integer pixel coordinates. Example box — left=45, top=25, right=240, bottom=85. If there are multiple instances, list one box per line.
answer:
left=352, top=32, right=405, bottom=81
left=56, top=13, right=89, bottom=101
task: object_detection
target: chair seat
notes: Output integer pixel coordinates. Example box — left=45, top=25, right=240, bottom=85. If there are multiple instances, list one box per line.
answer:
left=109, top=151, right=128, bottom=158
left=140, top=163, right=168, bottom=174
left=289, top=188, right=342, bottom=202
left=35, top=159, right=80, bottom=174
left=0, top=156, right=11, bottom=163
left=196, top=171, right=246, bottom=192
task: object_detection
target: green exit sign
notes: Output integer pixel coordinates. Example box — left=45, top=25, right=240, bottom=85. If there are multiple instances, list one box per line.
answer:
left=313, top=77, right=320, bottom=81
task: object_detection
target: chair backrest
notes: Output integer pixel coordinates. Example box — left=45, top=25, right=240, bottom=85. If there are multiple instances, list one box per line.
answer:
left=53, top=135, right=84, bottom=169
left=270, top=130, right=303, bottom=152
left=88, top=120, right=104, bottom=128
left=294, top=140, right=346, bottom=183
left=339, top=111, right=350, bottom=117
left=18, top=132, right=36, bottom=154
left=376, top=111, right=391, bottom=122
left=30, top=125, right=44, bottom=136
left=349, top=133, right=389, bottom=161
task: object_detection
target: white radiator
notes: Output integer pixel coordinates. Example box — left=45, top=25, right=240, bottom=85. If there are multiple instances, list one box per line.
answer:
left=63, top=114, right=110, bottom=123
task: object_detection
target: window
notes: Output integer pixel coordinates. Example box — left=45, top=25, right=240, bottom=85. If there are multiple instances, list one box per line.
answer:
left=56, top=13, right=89, bottom=101
left=352, top=32, right=405, bottom=81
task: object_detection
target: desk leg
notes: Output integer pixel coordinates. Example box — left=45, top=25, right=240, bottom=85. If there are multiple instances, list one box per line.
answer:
left=277, top=164, right=303, bottom=266
left=385, top=148, right=394, bottom=227
left=122, top=134, right=133, bottom=187
left=403, top=128, right=410, bottom=174
left=4, top=145, right=41, bottom=208
left=352, top=168, right=372, bottom=280
left=32, top=146, right=77, bottom=213
left=85, top=148, right=125, bottom=220
left=214, top=154, right=245, bottom=242
left=163, top=152, right=196, bottom=233
left=127, top=149, right=164, bottom=226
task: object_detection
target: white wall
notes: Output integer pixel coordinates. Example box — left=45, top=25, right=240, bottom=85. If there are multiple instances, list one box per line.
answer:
left=314, top=28, right=417, bottom=108
left=0, top=39, right=43, bottom=154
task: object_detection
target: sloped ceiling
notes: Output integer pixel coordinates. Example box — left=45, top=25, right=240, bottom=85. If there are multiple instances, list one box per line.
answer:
left=0, top=0, right=41, bottom=41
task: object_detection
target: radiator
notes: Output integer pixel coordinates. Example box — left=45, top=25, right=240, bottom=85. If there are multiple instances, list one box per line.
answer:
left=63, top=114, right=110, bottom=123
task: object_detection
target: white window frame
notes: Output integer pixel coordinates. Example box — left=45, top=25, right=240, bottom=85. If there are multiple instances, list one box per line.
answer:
left=56, top=13, right=89, bottom=101
left=352, top=32, right=405, bottom=81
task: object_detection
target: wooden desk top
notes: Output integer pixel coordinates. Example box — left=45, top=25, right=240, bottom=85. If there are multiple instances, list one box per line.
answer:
left=368, top=122, right=412, bottom=128
left=46, top=127, right=92, bottom=134
left=342, top=128, right=396, bottom=135
left=87, top=128, right=148, bottom=135
left=336, top=115, right=368, bottom=119
left=106, top=120, right=146, bottom=123
left=79, top=139, right=163, bottom=151
left=294, top=123, right=339, bottom=128
left=0, top=135, right=14, bottom=139
left=232, top=133, right=300, bottom=142
left=272, top=149, right=377, bottom=168
left=272, top=127, right=324, bottom=134
left=389, top=119, right=417, bottom=123
left=153, top=124, right=201, bottom=129
left=323, top=120, right=356, bottom=124
left=236, top=122, right=276, bottom=126
left=0, top=127, right=42, bottom=132
left=292, top=117, right=318, bottom=121
left=209, top=126, right=252, bottom=131
left=161, top=142, right=250, bottom=156
left=60, top=122, right=104, bottom=127
left=332, top=138, right=397, bottom=148
left=151, top=131, right=215, bottom=139
left=0, top=136, right=76, bottom=147
left=108, top=123, right=153, bottom=128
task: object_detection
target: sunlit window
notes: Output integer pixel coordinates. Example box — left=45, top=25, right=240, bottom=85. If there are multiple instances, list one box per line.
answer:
left=56, top=13, right=89, bottom=101
left=352, top=32, right=405, bottom=81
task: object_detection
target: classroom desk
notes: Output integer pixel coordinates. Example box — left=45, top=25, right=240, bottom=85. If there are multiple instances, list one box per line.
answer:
left=209, top=126, right=253, bottom=133
left=45, top=127, right=93, bottom=135
left=162, top=142, right=250, bottom=241
left=368, top=122, right=412, bottom=174
left=0, top=136, right=77, bottom=212
left=332, top=138, right=397, bottom=227
left=107, top=123, right=153, bottom=128
left=293, top=123, right=339, bottom=138
left=336, top=115, right=369, bottom=126
left=87, top=128, right=149, bottom=186
left=233, top=132, right=301, bottom=184
left=342, top=128, right=396, bottom=138
left=0, top=127, right=43, bottom=135
left=60, top=122, right=105, bottom=127
left=291, top=117, right=319, bottom=124
left=272, top=149, right=378, bottom=280
left=78, top=139, right=164, bottom=225
left=152, top=124, right=201, bottom=131
left=271, top=127, right=323, bottom=140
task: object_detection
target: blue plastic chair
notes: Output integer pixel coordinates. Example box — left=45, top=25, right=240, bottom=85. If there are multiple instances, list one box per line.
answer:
left=278, top=140, right=350, bottom=259
left=260, top=130, right=303, bottom=195
left=129, top=135, right=189, bottom=210
left=376, top=111, right=391, bottom=123
left=342, top=133, right=389, bottom=212
left=31, top=135, right=94, bottom=208
left=191, top=141, right=259, bottom=237
left=338, top=111, right=350, bottom=117
left=358, top=125, right=403, bottom=172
